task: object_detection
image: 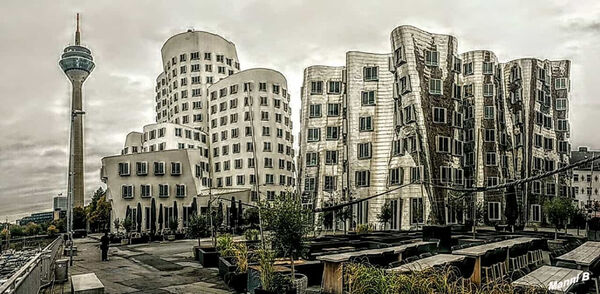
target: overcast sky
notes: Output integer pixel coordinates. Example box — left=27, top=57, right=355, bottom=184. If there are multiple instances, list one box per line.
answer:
left=0, top=0, right=599, bottom=222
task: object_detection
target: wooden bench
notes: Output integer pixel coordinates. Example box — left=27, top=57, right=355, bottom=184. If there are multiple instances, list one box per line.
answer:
left=71, top=273, right=104, bottom=294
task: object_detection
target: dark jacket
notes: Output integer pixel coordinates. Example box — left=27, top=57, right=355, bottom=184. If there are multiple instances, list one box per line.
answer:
left=100, top=235, right=110, bottom=250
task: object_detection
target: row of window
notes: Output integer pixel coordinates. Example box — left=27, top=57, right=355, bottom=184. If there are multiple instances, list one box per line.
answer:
left=118, top=162, right=185, bottom=177
left=210, top=125, right=293, bottom=143
left=573, top=174, right=599, bottom=182
left=214, top=157, right=294, bottom=172
left=145, top=127, right=206, bottom=143
left=210, top=110, right=291, bottom=128
left=121, top=184, right=186, bottom=198
left=211, top=82, right=287, bottom=100
left=165, top=52, right=239, bottom=69
left=212, top=140, right=294, bottom=157
left=213, top=174, right=294, bottom=188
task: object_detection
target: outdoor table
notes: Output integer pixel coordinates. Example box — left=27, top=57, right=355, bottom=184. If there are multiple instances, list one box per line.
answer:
left=452, top=237, right=537, bottom=285
left=318, top=241, right=435, bottom=294
left=386, top=254, right=466, bottom=273
left=513, top=265, right=592, bottom=293
left=556, top=241, right=600, bottom=270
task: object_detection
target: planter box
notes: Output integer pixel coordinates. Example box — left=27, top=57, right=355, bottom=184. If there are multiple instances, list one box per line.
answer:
left=167, top=234, right=176, bottom=241
left=219, top=256, right=237, bottom=278
left=224, top=271, right=247, bottom=293
left=199, top=247, right=220, bottom=268
left=120, top=239, right=129, bottom=245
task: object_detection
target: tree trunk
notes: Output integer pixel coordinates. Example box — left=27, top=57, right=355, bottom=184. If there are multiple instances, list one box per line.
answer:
left=555, top=228, right=558, bottom=240
left=290, top=256, right=295, bottom=277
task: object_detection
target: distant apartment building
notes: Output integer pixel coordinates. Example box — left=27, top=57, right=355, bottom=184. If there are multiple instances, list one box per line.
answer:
left=298, top=25, right=571, bottom=230
left=53, top=196, right=68, bottom=211
left=18, top=212, right=54, bottom=226
left=102, top=30, right=295, bottom=233
left=571, top=147, right=600, bottom=210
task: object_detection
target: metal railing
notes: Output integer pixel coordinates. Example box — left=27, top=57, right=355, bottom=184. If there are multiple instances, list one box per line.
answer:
left=0, top=236, right=63, bottom=294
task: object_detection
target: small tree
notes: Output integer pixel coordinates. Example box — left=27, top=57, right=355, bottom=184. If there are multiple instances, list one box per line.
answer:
left=571, top=208, right=587, bottom=236
left=377, top=203, right=393, bottom=230
left=242, top=207, right=260, bottom=227
left=10, top=225, right=25, bottom=237
left=122, top=217, right=133, bottom=234
left=113, top=218, right=122, bottom=234
left=169, top=218, right=179, bottom=233
left=544, top=196, right=575, bottom=239
left=336, top=207, right=353, bottom=234
left=262, top=195, right=313, bottom=277
left=47, top=225, right=59, bottom=236
left=24, top=222, right=41, bottom=236
left=186, top=215, right=210, bottom=246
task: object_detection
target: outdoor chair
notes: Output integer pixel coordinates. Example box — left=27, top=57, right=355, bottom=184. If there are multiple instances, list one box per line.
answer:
left=459, top=257, right=476, bottom=288
left=481, top=250, right=497, bottom=282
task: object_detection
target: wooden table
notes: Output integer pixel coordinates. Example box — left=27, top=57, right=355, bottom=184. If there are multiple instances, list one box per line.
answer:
left=557, top=241, right=600, bottom=269
left=452, top=237, right=538, bottom=285
left=513, top=265, right=588, bottom=293
left=386, top=254, right=466, bottom=273
left=318, top=241, right=435, bottom=294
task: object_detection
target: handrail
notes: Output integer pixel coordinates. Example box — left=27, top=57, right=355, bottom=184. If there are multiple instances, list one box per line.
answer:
left=0, top=236, right=62, bottom=294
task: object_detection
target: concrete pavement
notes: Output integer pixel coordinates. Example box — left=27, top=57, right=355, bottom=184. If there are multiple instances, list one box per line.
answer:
left=44, top=237, right=233, bottom=294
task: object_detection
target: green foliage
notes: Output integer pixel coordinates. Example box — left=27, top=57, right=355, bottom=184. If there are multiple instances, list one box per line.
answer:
left=232, top=242, right=248, bottom=273
left=24, top=222, right=41, bottom=236
left=544, top=196, right=575, bottom=237
left=217, top=234, right=236, bottom=256
left=10, top=225, right=25, bottom=237
left=0, top=228, right=8, bottom=240
left=344, top=262, right=532, bottom=294
left=589, top=217, right=600, bottom=231
left=186, top=215, right=210, bottom=239
left=377, top=203, right=393, bottom=228
left=356, top=224, right=374, bottom=234
left=113, top=218, right=122, bottom=233
left=262, top=194, right=313, bottom=265
left=122, top=217, right=133, bottom=233
left=571, top=208, right=587, bottom=229
left=87, top=192, right=111, bottom=232
left=256, top=249, right=276, bottom=291
left=47, top=225, right=59, bottom=236
left=243, top=228, right=260, bottom=241
left=242, top=207, right=260, bottom=227
left=168, top=218, right=178, bottom=232
left=73, top=206, right=87, bottom=230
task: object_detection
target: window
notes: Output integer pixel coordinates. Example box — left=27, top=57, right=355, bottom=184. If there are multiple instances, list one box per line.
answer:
left=304, top=177, right=316, bottom=191
left=190, top=52, right=199, bottom=60
left=463, top=62, right=473, bottom=75
left=361, top=91, right=375, bottom=106
left=488, top=202, right=501, bottom=221
left=411, top=198, right=424, bottom=224
left=425, top=50, right=439, bottom=66
left=483, top=84, right=494, bottom=97
left=556, top=98, right=567, bottom=110
left=159, top=184, right=169, bottom=197
left=358, top=142, right=372, bottom=159
left=398, top=76, right=411, bottom=94
left=359, top=116, right=373, bottom=132
left=484, top=129, right=495, bottom=142
left=355, top=170, right=370, bottom=187
left=328, top=81, right=341, bottom=94
left=310, top=81, right=323, bottom=94
left=389, top=167, right=403, bottom=185
left=154, top=162, right=165, bottom=175
left=140, top=185, right=151, bottom=198
left=327, top=103, right=340, bottom=116
left=325, top=150, right=338, bottom=165
left=429, top=79, right=442, bottom=95
left=486, top=152, right=497, bottom=166
left=306, top=152, right=319, bottom=167
left=437, top=136, right=450, bottom=153
left=264, top=158, right=273, bottom=168
left=484, top=106, right=494, bottom=119
left=452, top=84, right=461, bottom=99
left=121, top=185, right=133, bottom=198
left=453, top=56, right=462, bottom=72
left=326, top=126, right=339, bottom=140
left=531, top=204, right=541, bottom=222
left=482, top=62, right=493, bottom=74
left=171, top=162, right=181, bottom=175
left=440, top=166, right=452, bottom=183
left=433, top=107, right=447, bottom=123
left=555, top=78, right=567, bottom=90
left=118, top=162, right=130, bottom=176
left=309, top=104, right=322, bottom=118
left=403, top=105, right=415, bottom=123
left=136, top=162, right=148, bottom=176
left=395, top=46, right=406, bottom=65
left=176, top=184, right=186, bottom=197
left=324, top=176, right=337, bottom=192
left=204, top=52, right=211, bottom=60
left=363, top=66, right=378, bottom=81
left=557, top=120, right=569, bottom=131
left=307, top=128, right=320, bottom=142
left=486, top=177, right=499, bottom=187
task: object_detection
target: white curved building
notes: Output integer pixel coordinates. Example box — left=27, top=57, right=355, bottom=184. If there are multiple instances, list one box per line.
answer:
left=155, top=30, right=240, bottom=131
left=102, top=31, right=294, bottom=234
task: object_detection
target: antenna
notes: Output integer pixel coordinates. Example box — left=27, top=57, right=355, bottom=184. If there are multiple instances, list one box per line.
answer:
left=75, top=13, right=81, bottom=45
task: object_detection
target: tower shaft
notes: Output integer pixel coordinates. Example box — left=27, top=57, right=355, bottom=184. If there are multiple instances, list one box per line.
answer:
left=71, top=79, right=84, bottom=208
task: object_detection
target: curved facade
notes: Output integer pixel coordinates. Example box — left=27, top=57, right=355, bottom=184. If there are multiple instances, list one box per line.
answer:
left=155, top=30, right=241, bottom=131
left=207, top=68, right=295, bottom=200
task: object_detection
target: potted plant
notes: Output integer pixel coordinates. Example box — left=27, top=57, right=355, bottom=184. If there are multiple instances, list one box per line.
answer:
left=224, top=242, right=249, bottom=293
left=252, top=249, right=296, bottom=294
left=167, top=219, right=178, bottom=241
left=187, top=215, right=211, bottom=262
left=262, top=195, right=312, bottom=294
left=122, top=217, right=133, bottom=245
left=218, top=234, right=237, bottom=278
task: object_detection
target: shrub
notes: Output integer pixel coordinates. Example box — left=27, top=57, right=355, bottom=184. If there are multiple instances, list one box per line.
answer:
left=589, top=217, right=600, bottom=231
left=186, top=215, right=210, bottom=240
left=217, top=234, right=236, bottom=256
left=356, top=224, right=374, bottom=235
left=47, top=225, right=59, bottom=236
left=243, top=228, right=260, bottom=241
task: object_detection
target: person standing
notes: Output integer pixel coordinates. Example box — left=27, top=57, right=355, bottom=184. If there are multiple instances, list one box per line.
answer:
left=100, top=232, right=110, bottom=261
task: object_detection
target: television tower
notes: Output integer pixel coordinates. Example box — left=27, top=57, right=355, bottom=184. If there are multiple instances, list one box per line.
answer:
left=59, top=14, right=94, bottom=232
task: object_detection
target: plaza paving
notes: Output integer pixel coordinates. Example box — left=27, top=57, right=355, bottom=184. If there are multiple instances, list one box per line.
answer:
left=45, top=236, right=233, bottom=293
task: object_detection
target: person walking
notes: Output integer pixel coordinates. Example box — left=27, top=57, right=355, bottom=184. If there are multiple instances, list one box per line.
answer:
left=100, top=232, right=110, bottom=261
